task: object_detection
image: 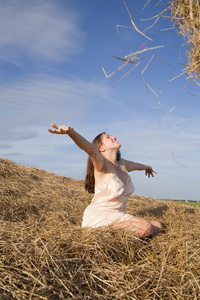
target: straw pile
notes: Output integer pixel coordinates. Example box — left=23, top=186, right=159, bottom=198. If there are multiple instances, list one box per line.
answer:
left=168, top=0, right=200, bottom=79
left=0, top=157, right=200, bottom=299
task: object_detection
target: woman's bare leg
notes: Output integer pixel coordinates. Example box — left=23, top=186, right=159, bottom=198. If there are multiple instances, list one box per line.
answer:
left=112, top=216, right=162, bottom=238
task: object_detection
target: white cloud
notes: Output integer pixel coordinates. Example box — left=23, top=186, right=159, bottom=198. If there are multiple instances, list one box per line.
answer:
left=0, top=130, right=38, bottom=141
left=180, top=132, right=200, bottom=140
left=0, top=0, right=84, bottom=62
left=0, top=144, right=13, bottom=149
left=0, top=75, right=112, bottom=138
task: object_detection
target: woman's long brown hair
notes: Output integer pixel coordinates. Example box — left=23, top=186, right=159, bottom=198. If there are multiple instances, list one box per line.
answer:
left=84, top=132, right=121, bottom=194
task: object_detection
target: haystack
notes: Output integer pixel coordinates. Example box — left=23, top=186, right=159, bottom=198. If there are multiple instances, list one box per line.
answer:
left=0, top=158, right=200, bottom=299
left=169, top=0, right=200, bottom=80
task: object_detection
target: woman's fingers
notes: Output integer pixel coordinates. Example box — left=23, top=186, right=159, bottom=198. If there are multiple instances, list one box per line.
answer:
left=50, top=123, right=58, bottom=129
left=48, top=123, right=61, bottom=134
left=48, top=128, right=58, bottom=134
left=48, top=124, right=58, bottom=133
left=48, top=124, right=71, bottom=134
left=145, top=169, right=157, bottom=178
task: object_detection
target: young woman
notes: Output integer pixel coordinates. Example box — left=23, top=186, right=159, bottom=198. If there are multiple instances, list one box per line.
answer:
left=48, top=123, right=162, bottom=238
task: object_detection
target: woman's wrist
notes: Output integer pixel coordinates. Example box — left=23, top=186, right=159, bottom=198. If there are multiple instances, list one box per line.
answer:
left=67, top=127, right=74, bottom=136
left=144, top=165, right=151, bottom=170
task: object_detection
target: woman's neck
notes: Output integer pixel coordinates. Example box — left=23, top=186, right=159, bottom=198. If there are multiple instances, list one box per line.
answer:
left=102, top=150, right=119, bottom=166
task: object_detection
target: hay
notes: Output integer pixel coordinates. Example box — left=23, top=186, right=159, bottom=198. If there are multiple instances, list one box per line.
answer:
left=0, top=158, right=200, bottom=299
left=168, top=0, right=200, bottom=79
left=104, top=1, right=200, bottom=88
left=142, top=0, right=200, bottom=82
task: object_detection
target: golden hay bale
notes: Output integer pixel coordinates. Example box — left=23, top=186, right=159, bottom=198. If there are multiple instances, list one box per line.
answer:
left=169, top=0, right=200, bottom=79
left=0, top=158, right=200, bottom=299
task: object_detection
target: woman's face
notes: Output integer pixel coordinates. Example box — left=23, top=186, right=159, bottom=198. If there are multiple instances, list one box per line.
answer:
left=100, top=133, right=121, bottom=152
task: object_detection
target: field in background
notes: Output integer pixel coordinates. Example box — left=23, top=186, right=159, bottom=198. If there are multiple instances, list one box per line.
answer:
left=0, top=158, right=200, bottom=299
left=173, top=200, right=200, bottom=208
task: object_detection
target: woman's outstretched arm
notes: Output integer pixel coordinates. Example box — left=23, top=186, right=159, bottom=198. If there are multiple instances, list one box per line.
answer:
left=121, top=158, right=157, bottom=178
left=48, top=123, right=105, bottom=171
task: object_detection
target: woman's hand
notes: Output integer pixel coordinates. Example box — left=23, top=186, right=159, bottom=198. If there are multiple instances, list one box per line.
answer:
left=48, top=123, right=72, bottom=134
left=145, top=166, right=157, bottom=178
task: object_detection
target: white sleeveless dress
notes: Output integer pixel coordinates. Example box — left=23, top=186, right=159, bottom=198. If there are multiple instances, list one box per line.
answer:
left=82, top=169, right=135, bottom=228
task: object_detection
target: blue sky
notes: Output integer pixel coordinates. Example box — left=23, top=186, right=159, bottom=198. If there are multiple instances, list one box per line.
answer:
left=1, top=0, right=200, bottom=201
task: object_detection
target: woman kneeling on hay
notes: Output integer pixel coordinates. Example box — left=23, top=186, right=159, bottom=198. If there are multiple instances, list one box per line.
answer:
left=48, top=124, right=162, bottom=238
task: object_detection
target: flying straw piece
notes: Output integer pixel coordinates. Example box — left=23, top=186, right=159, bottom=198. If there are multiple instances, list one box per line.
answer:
left=149, top=106, right=164, bottom=110
left=165, top=71, right=186, bottom=83
left=155, top=0, right=162, bottom=6
left=152, top=104, right=178, bottom=127
left=181, top=41, right=190, bottom=47
left=125, top=45, right=164, bottom=59
left=112, top=55, right=142, bottom=63
left=123, top=1, right=153, bottom=41
left=101, top=55, right=134, bottom=79
left=141, top=7, right=168, bottom=21
left=101, top=67, right=110, bottom=79
left=147, top=84, right=159, bottom=97
left=172, top=150, right=191, bottom=168
left=142, top=0, right=151, bottom=10
left=158, top=89, right=162, bottom=104
left=142, top=55, right=155, bottom=74
left=112, top=63, right=140, bottom=88
left=116, top=25, right=135, bottom=34
left=157, top=56, right=172, bottom=67
left=193, top=79, right=200, bottom=87
left=161, top=104, right=178, bottom=125
left=143, top=16, right=160, bottom=32
left=186, top=91, right=196, bottom=96
left=179, top=48, right=182, bottom=64
left=160, top=27, right=175, bottom=31
left=183, top=80, right=189, bottom=89
left=142, top=74, right=149, bottom=95
left=141, top=55, right=155, bottom=95
left=149, top=31, right=171, bottom=35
